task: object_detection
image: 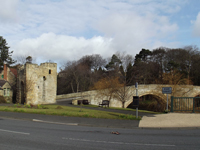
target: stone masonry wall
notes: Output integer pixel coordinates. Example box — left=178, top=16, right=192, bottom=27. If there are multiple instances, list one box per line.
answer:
left=56, top=84, right=200, bottom=108
left=16, top=65, right=25, bottom=104
left=17, top=63, right=57, bottom=105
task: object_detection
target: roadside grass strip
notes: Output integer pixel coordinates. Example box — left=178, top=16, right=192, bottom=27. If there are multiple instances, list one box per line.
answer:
left=0, top=105, right=141, bottom=120
left=84, top=105, right=161, bottom=114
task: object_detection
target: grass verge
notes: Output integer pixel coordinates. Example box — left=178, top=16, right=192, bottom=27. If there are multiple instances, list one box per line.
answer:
left=0, top=104, right=141, bottom=120
left=82, top=104, right=161, bottom=114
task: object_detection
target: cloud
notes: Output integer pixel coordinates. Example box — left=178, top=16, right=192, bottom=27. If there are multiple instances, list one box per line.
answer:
left=95, top=12, right=178, bottom=52
left=0, top=0, right=20, bottom=22
left=1, top=0, right=183, bottom=38
left=193, top=12, right=200, bottom=37
left=13, top=32, right=114, bottom=64
left=3, top=0, right=187, bottom=68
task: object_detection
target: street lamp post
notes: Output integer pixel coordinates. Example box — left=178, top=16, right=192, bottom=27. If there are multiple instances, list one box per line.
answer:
left=135, top=82, right=138, bottom=118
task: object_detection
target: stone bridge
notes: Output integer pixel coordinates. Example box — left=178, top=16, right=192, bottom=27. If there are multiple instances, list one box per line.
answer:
left=56, top=84, right=200, bottom=108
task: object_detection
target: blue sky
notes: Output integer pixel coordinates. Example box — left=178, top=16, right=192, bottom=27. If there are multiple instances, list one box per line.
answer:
left=0, top=0, right=200, bottom=69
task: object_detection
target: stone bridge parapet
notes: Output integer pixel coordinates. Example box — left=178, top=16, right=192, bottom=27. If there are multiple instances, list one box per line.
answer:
left=57, top=84, right=200, bottom=108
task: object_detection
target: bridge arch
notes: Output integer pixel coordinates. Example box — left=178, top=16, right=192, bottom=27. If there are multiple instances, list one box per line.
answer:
left=125, top=92, right=166, bottom=108
left=192, top=93, right=200, bottom=97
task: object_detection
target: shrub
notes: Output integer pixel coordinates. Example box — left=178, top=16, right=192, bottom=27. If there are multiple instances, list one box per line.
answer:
left=147, top=100, right=166, bottom=112
left=23, top=104, right=30, bottom=108
left=83, top=114, right=89, bottom=117
left=20, top=109, right=25, bottom=113
left=0, top=96, right=6, bottom=103
left=139, top=99, right=166, bottom=112
left=42, top=106, right=49, bottom=109
left=37, top=104, right=42, bottom=109
left=30, top=104, right=37, bottom=108
left=56, top=106, right=63, bottom=109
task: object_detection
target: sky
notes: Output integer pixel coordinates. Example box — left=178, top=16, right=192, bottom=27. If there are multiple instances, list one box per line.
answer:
left=0, top=0, right=200, bottom=70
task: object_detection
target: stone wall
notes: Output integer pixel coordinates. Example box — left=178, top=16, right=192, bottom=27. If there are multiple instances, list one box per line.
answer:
left=56, top=90, right=125, bottom=108
left=56, top=84, right=200, bottom=108
left=17, top=65, right=25, bottom=104
left=17, top=63, right=57, bottom=105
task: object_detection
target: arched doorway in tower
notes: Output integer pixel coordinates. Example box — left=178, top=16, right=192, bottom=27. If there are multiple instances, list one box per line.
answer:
left=21, top=81, right=25, bottom=104
left=127, top=94, right=166, bottom=112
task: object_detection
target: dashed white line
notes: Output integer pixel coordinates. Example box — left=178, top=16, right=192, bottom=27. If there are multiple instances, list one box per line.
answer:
left=0, top=129, right=30, bottom=135
left=62, top=137, right=176, bottom=147
left=33, top=119, right=78, bottom=126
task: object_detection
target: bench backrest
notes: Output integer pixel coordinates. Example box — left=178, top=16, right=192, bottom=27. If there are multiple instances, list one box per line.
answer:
left=82, top=100, right=88, bottom=104
left=102, top=100, right=109, bottom=105
left=78, top=100, right=89, bottom=104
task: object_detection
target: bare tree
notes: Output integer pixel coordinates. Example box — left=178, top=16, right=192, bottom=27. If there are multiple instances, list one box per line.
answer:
left=60, top=60, right=92, bottom=93
left=92, top=76, right=122, bottom=101
left=113, top=75, right=134, bottom=108
left=58, top=54, right=106, bottom=94
left=115, top=51, right=134, bottom=72
left=16, top=55, right=36, bottom=65
left=79, top=54, right=106, bottom=70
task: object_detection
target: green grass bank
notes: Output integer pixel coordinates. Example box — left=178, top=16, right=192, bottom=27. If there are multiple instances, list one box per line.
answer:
left=0, top=104, right=142, bottom=120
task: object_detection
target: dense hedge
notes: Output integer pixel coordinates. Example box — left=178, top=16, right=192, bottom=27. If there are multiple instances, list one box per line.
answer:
left=0, top=96, right=6, bottom=103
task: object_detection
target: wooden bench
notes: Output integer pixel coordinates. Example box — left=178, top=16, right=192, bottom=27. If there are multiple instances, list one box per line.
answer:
left=99, top=100, right=109, bottom=108
left=78, top=100, right=90, bottom=105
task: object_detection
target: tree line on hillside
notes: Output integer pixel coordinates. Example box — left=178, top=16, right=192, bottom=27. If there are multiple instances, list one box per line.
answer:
left=58, top=45, right=200, bottom=96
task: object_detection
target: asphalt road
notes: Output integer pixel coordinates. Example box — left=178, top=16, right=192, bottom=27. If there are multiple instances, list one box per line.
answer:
left=0, top=117, right=200, bottom=150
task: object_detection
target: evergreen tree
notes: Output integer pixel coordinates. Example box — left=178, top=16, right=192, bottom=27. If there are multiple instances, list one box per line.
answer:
left=134, top=48, right=152, bottom=64
left=105, top=54, right=122, bottom=71
left=26, top=56, right=33, bottom=63
left=126, top=63, right=134, bottom=85
left=119, top=65, right=125, bottom=76
left=0, top=36, right=15, bottom=70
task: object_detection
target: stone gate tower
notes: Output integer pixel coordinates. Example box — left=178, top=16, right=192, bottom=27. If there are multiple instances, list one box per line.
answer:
left=17, top=62, right=57, bottom=105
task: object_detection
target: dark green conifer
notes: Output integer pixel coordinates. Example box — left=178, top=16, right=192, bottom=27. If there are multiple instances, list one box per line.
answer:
left=0, top=36, right=16, bottom=70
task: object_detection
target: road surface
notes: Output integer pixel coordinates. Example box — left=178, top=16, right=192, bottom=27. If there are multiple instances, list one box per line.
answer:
left=0, top=117, right=200, bottom=150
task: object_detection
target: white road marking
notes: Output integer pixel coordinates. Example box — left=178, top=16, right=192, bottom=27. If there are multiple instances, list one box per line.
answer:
left=62, top=137, right=176, bottom=147
left=0, top=129, right=30, bottom=135
left=33, top=119, right=78, bottom=126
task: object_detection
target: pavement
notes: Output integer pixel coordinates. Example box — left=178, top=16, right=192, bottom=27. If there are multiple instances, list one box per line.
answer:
left=1, top=101, right=200, bottom=129
left=139, top=113, right=200, bottom=128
